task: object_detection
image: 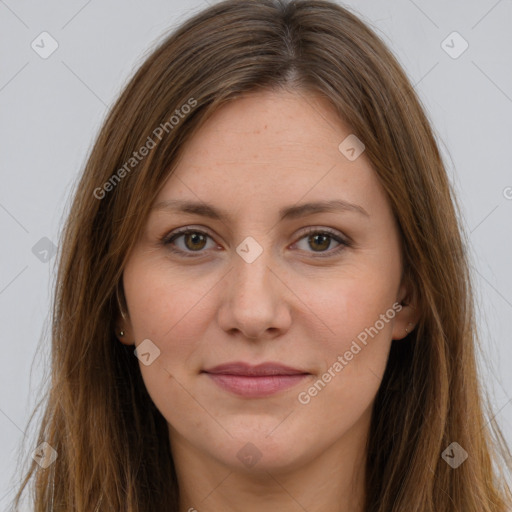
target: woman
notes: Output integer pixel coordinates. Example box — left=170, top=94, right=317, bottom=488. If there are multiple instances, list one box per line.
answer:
left=11, top=0, right=512, bottom=510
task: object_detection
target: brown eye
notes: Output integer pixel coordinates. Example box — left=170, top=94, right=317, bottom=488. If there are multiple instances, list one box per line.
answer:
left=293, top=228, right=348, bottom=257
left=162, top=226, right=349, bottom=259
left=182, top=232, right=208, bottom=251
left=163, top=229, right=215, bottom=257
left=307, top=233, right=332, bottom=252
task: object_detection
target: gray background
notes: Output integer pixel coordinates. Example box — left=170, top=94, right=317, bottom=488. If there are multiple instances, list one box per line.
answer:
left=1, top=0, right=511, bottom=508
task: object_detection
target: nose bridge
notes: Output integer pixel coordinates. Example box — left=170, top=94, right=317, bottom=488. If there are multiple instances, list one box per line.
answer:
left=231, top=234, right=275, bottom=300
left=218, top=232, right=290, bottom=339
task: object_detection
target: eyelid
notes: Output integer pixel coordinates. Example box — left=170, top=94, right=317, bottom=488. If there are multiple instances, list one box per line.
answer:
left=161, top=225, right=219, bottom=246
left=161, top=225, right=351, bottom=258
left=291, top=226, right=350, bottom=257
left=161, top=226, right=220, bottom=258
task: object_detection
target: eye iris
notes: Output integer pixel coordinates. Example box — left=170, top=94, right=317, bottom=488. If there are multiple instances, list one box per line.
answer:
left=185, top=232, right=207, bottom=251
left=309, top=233, right=330, bottom=251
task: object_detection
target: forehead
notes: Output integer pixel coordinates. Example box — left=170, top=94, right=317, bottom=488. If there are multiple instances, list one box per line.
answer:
left=180, top=89, right=353, bottom=163
left=155, top=89, right=386, bottom=219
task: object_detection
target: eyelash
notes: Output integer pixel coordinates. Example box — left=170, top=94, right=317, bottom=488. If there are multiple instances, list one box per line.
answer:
left=160, top=226, right=350, bottom=259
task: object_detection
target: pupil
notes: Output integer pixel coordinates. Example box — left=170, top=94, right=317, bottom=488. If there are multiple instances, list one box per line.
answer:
left=187, top=233, right=205, bottom=250
left=311, top=234, right=329, bottom=251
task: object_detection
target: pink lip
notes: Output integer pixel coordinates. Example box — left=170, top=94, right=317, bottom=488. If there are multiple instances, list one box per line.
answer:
left=202, top=362, right=310, bottom=398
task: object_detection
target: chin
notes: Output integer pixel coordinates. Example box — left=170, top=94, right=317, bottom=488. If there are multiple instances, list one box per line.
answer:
left=212, top=426, right=315, bottom=474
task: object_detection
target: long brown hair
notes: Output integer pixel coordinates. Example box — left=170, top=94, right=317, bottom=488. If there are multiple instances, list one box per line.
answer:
left=10, top=0, right=511, bottom=510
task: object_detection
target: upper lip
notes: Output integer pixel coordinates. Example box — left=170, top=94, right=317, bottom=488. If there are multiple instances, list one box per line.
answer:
left=202, top=362, right=309, bottom=376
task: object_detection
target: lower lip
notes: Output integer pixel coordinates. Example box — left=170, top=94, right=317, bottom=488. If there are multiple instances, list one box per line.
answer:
left=204, top=373, right=309, bottom=398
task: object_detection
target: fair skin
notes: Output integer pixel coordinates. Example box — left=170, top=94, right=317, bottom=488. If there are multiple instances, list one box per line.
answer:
left=119, top=89, right=419, bottom=512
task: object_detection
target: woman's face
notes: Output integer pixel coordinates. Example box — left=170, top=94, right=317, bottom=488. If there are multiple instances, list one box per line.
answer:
left=121, top=89, right=414, bottom=473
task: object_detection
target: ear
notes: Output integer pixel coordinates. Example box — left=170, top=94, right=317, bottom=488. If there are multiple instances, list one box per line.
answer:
left=391, top=273, right=421, bottom=341
left=115, top=283, right=135, bottom=346
left=115, top=315, right=135, bottom=346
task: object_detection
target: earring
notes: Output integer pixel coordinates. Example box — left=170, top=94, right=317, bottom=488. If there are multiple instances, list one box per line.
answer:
left=405, top=322, right=413, bottom=334
left=119, top=330, right=125, bottom=337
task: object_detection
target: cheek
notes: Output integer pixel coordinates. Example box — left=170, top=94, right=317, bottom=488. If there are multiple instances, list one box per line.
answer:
left=123, top=260, right=213, bottom=399
left=293, top=286, right=395, bottom=444
left=294, top=263, right=398, bottom=406
left=123, top=269, right=209, bottom=430
left=124, top=257, right=215, bottom=346
left=302, top=260, right=399, bottom=347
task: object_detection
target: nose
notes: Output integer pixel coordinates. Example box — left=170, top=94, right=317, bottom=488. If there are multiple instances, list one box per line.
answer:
left=217, top=246, right=292, bottom=341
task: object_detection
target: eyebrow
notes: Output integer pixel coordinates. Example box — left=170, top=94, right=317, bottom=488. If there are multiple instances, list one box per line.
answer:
left=152, top=198, right=369, bottom=221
